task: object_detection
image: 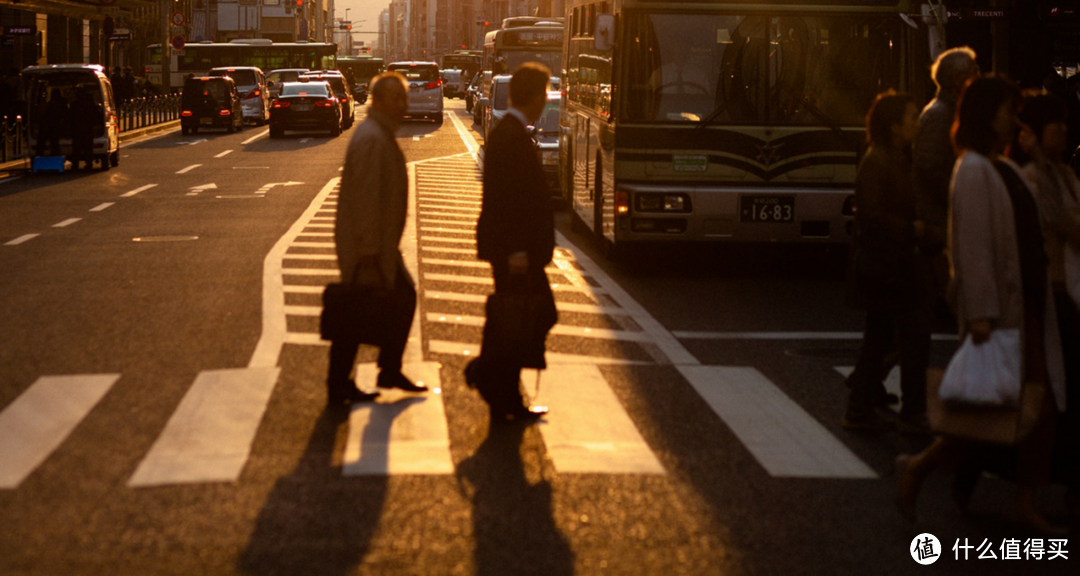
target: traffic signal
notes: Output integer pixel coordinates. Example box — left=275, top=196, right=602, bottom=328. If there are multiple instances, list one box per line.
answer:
left=295, top=0, right=302, bottom=6
left=339, top=23, right=351, bottom=30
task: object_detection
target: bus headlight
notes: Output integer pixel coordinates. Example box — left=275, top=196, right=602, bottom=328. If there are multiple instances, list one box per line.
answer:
left=635, top=193, right=691, bottom=213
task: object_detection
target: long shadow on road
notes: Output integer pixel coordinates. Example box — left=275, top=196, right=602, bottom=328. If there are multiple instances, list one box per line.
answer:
left=455, top=422, right=575, bottom=575
left=239, top=405, right=387, bottom=576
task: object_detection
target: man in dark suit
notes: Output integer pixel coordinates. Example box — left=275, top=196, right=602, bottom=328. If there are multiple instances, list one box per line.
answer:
left=471, top=63, right=555, bottom=423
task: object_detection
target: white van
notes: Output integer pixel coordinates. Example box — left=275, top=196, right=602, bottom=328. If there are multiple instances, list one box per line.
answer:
left=19, top=64, right=120, bottom=169
left=387, top=61, right=444, bottom=124
left=209, top=66, right=270, bottom=125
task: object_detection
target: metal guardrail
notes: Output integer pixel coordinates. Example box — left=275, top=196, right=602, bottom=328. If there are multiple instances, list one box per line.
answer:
left=116, top=94, right=182, bottom=132
left=0, top=94, right=181, bottom=165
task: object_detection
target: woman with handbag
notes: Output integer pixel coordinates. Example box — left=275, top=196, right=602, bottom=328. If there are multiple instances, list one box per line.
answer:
left=841, top=91, right=928, bottom=431
left=1011, top=91, right=1080, bottom=516
left=896, top=76, right=1068, bottom=535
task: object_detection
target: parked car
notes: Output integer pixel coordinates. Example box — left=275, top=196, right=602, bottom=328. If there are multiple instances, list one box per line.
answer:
left=19, top=64, right=120, bottom=169
left=441, top=69, right=464, bottom=99
left=481, top=75, right=512, bottom=140
left=464, top=72, right=481, bottom=114
left=268, top=80, right=341, bottom=138
left=532, top=91, right=562, bottom=197
left=266, top=68, right=309, bottom=99
left=471, top=71, right=492, bottom=125
left=180, top=76, right=243, bottom=135
left=299, top=71, right=355, bottom=128
left=208, top=66, right=269, bottom=125
left=386, top=61, right=443, bottom=124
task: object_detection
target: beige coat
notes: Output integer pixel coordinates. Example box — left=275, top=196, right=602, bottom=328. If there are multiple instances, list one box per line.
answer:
left=949, top=151, right=1066, bottom=410
left=335, top=109, right=408, bottom=287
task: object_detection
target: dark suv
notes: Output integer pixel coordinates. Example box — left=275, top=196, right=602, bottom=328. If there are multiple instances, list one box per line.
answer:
left=180, top=76, right=243, bottom=134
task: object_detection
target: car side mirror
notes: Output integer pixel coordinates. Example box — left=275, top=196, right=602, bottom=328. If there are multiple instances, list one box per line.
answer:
left=595, top=14, right=615, bottom=52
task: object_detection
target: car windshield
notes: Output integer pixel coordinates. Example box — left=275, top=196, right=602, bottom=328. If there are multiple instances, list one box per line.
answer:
left=281, top=83, right=329, bottom=97
left=622, top=12, right=902, bottom=125
left=302, top=76, right=347, bottom=97
left=215, top=69, right=257, bottom=87
left=183, top=80, right=230, bottom=104
left=389, top=66, right=438, bottom=82
left=535, top=100, right=559, bottom=134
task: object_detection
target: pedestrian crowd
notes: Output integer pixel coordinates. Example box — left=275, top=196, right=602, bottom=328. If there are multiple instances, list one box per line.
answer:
left=844, top=46, right=1080, bottom=536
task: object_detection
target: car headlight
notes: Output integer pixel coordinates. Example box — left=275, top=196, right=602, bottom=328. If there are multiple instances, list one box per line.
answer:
left=542, top=150, right=558, bottom=165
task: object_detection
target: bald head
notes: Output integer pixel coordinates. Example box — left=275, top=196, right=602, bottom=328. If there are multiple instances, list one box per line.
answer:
left=369, top=72, right=408, bottom=128
left=931, top=47, right=978, bottom=98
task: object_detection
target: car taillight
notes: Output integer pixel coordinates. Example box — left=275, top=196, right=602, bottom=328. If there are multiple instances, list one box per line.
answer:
left=252, top=89, right=261, bottom=97
left=181, top=111, right=192, bottom=117
left=315, top=100, right=334, bottom=108
left=424, top=78, right=442, bottom=90
left=219, top=109, right=231, bottom=116
left=272, top=101, right=290, bottom=108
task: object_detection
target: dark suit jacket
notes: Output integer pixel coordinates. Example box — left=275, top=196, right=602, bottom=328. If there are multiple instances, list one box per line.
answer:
left=476, top=112, right=554, bottom=266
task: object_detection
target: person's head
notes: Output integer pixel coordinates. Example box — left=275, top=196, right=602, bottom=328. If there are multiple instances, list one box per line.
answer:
left=1014, top=90, right=1069, bottom=163
left=369, top=71, right=408, bottom=128
left=865, top=90, right=917, bottom=149
left=509, top=63, right=550, bottom=124
left=931, top=47, right=978, bottom=98
left=953, top=75, right=1021, bottom=156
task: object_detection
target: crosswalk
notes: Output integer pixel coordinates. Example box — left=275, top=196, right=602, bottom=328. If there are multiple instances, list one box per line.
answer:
left=0, top=153, right=888, bottom=490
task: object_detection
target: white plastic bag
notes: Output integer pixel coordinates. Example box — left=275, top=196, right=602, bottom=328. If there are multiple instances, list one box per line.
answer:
left=939, top=328, right=1022, bottom=406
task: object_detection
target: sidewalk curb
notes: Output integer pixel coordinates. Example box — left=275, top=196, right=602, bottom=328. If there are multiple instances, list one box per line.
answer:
left=0, top=121, right=180, bottom=173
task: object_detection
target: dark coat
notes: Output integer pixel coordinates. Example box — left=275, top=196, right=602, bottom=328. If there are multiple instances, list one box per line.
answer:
left=847, top=143, right=918, bottom=309
left=476, top=112, right=554, bottom=266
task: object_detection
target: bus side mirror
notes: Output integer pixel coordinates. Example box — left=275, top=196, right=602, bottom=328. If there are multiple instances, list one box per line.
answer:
left=595, top=14, right=615, bottom=52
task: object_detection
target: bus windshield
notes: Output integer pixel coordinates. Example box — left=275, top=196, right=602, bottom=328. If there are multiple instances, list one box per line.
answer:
left=622, top=12, right=901, bottom=125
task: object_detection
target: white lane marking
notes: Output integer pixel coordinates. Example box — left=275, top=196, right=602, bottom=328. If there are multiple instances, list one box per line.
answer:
left=420, top=246, right=475, bottom=255
left=89, top=202, right=114, bottom=212
left=178, top=138, right=207, bottom=146
left=418, top=218, right=475, bottom=228
left=678, top=366, right=877, bottom=479
left=289, top=241, right=335, bottom=248
left=673, top=331, right=959, bottom=341
left=422, top=272, right=598, bottom=294
left=426, top=312, right=649, bottom=342
left=283, top=332, right=328, bottom=345
left=52, top=218, right=81, bottom=228
left=427, top=339, right=648, bottom=365
left=447, top=111, right=479, bottom=155
left=283, top=305, right=321, bottom=316
left=421, top=236, right=475, bottom=245
left=255, top=181, right=304, bottom=196
left=281, top=268, right=339, bottom=276
left=128, top=368, right=280, bottom=486
left=416, top=211, right=477, bottom=220
left=248, top=178, right=339, bottom=369
left=176, top=164, right=202, bottom=174
left=241, top=130, right=270, bottom=145
left=421, top=257, right=487, bottom=268
left=342, top=363, right=453, bottom=475
left=424, top=289, right=625, bottom=315
left=415, top=197, right=482, bottom=206
left=417, top=203, right=480, bottom=213
left=412, top=136, right=420, bottom=141
left=0, top=374, right=120, bottom=489
left=536, top=365, right=665, bottom=474
left=121, top=184, right=158, bottom=198
left=187, top=183, right=217, bottom=197
left=5, top=234, right=40, bottom=246
left=214, top=150, right=234, bottom=158
left=834, top=366, right=901, bottom=413
left=283, top=253, right=336, bottom=259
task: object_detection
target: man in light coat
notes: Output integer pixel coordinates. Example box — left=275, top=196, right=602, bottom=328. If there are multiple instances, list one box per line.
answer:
left=329, top=72, right=428, bottom=405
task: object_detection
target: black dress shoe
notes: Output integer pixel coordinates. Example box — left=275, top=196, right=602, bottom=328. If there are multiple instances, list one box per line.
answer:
left=463, top=358, right=482, bottom=389
left=328, top=386, right=380, bottom=406
left=376, top=371, right=429, bottom=393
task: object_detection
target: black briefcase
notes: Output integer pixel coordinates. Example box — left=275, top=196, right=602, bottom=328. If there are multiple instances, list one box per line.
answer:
left=320, top=282, right=392, bottom=345
left=482, top=289, right=557, bottom=369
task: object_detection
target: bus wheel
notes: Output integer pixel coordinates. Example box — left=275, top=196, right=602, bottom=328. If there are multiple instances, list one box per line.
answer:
left=109, top=151, right=119, bottom=167
left=98, top=154, right=111, bottom=171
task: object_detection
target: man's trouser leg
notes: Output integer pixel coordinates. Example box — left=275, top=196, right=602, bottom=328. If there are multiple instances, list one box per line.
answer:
left=327, top=339, right=361, bottom=394
left=849, top=309, right=894, bottom=412
left=376, top=262, right=417, bottom=375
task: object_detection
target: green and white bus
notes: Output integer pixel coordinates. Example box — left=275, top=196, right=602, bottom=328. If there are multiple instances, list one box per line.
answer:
left=147, top=41, right=338, bottom=89
left=560, top=0, right=928, bottom=253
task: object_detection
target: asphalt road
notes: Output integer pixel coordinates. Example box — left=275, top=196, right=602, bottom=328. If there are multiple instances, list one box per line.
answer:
left=0, top=99, right=1073, bottom=575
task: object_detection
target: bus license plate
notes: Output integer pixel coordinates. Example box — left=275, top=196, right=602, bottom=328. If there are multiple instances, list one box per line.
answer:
left=740, top=195, right=795, bottom=223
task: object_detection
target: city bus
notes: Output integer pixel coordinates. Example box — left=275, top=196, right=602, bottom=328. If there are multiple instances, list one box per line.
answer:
left=442, top=51, right=482, bottom=79
left=560, top=0, right=928, bottom=255
left=336, top=56, right=385, bottom=89
left=146, top=41, right=338, bottom=89
left=482, top=25, right=563, bottom=78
